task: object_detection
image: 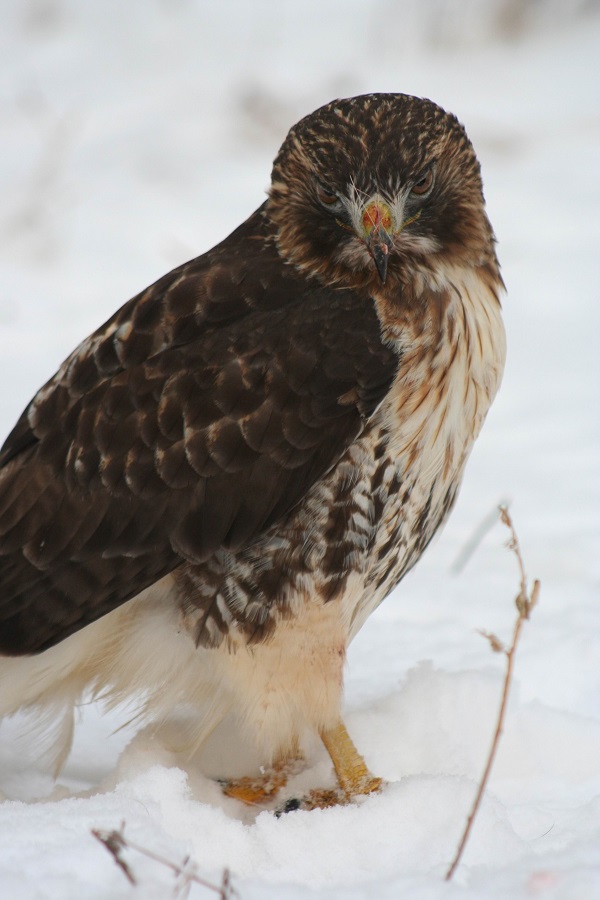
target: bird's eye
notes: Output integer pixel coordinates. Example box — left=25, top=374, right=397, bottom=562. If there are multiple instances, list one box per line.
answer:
left=316, top=185, right=342, bottom=208
left=411, top=169, right=434, bottom=197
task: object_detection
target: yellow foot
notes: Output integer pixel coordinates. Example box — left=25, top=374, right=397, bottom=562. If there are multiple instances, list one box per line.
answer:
left=276, top=780, right=381, bottom=815
left=276, top=720, right=382, bottom=814
left=320, top=720, right=383, bottom=800
left=221, top=755, right=304, bottom=806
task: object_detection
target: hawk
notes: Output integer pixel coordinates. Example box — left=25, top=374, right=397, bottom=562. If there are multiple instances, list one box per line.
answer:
left=0, top=94, right=505, bottom=808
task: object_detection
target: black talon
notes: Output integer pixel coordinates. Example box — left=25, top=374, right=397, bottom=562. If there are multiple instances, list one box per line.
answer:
left=275, top=798, right=302, bottom=817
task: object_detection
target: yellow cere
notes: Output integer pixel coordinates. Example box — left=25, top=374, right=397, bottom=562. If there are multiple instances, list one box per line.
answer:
left=361, top=201, right=393, bottom=235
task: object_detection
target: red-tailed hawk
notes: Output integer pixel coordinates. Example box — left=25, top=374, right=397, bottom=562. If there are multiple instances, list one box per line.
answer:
left=0, top=94, right=505, bottom=808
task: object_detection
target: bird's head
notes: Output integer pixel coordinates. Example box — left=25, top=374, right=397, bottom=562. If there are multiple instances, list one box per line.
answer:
left=268, top=93, right=498, bottom=291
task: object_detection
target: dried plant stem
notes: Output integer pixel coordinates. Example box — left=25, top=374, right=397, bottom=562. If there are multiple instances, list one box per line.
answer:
left=92, top=822, right=235, bottom=898
left=450, top=497, right=510, bottom=574
left=445, top=506, right=540, bottom=881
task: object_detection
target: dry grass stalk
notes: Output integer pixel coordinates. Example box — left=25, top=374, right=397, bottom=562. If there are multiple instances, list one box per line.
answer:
left=450, top=496, right=510, bottom=574
left=92, top=822, right=236, bottom=899
left=445, top=505, right=540, bottom=881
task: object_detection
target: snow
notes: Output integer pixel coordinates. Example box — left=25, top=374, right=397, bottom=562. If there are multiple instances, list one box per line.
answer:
left=1, top=1, right=599, bottom=897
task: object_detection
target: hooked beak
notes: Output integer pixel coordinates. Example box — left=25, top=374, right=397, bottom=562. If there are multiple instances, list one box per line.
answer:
left=359, top=199, right=395, bottom=284
left=368, top=231, right=393, bottom=283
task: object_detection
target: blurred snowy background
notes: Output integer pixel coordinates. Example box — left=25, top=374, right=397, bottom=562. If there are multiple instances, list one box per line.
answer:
left=0, top=1, right=599, bottom=898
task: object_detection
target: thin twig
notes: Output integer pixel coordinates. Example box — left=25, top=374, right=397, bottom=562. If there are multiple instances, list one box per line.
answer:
left=450, top=497, right=511, bottom=574
left=92, top=822, right=137, bottom=885
left=445, top=506, right=540, bottom=881
left=92, top=822, right=236, bottom=898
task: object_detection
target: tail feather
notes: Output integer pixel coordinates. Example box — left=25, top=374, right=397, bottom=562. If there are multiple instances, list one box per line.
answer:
left=0, top=576, right=227, bottom=775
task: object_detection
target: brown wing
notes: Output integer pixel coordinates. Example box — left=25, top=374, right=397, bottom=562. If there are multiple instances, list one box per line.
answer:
left=0, top=207, right=399, bottom=655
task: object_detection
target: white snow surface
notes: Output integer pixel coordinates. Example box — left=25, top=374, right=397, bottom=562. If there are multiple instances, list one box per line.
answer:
left=1, top=2, right=599, bottom=898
